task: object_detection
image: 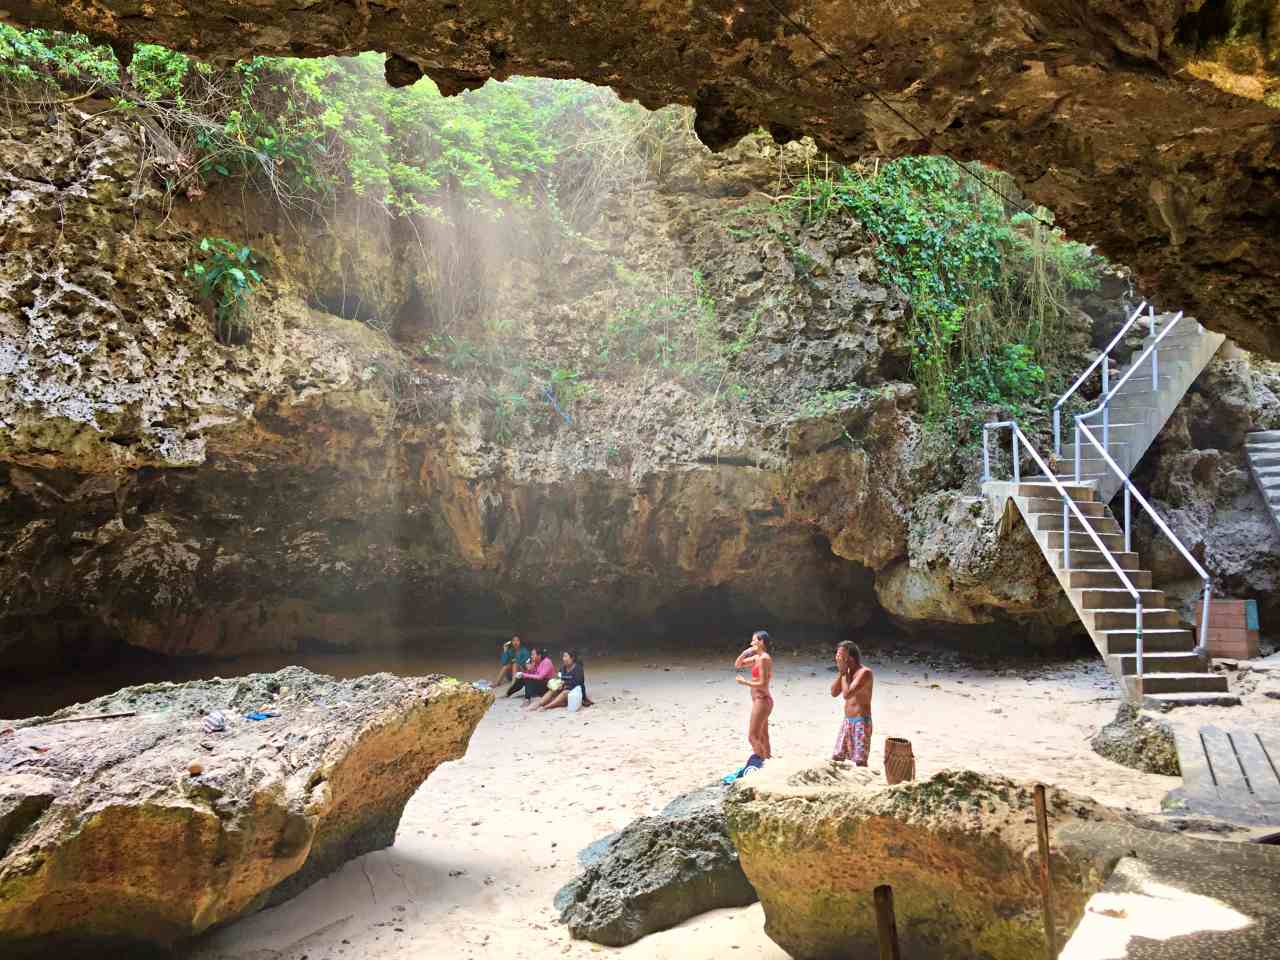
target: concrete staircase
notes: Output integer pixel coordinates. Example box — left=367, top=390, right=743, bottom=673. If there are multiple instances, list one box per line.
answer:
left=1245, top=430, right=1280, bottom=534
left=993, top=482, right=1234, bottom=705
left=1046, top=315, right=1225, bottom=501
left=984, top=310, right=1234, bottom=705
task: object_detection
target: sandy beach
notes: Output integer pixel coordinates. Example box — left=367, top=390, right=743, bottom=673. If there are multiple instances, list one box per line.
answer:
left=159, top=644, right=1279, bottom=960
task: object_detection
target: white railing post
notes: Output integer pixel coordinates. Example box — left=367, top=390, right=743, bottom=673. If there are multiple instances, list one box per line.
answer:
left=1012, top=430, right=1020, bottom=484
left=1063, top=496, right=1070, bottom=570
left=1124, top=485, right=1131, bottom=554
left=1151, top=306, right=1160, bottom=392
left=1102, top=360, right=1110, bottom=457
left=982, top=424, right=991, bottom=482
left=1135, top=596, right=1144, bottom=700
left=1199, top=581, right=1211, bottom=657
left=1074, top=416, right=1082, bottom=483
left=1053, top=405, right=1062, bottom=456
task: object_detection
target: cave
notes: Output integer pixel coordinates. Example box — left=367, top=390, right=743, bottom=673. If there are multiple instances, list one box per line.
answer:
left=2, top=8, right=1280, bottom=960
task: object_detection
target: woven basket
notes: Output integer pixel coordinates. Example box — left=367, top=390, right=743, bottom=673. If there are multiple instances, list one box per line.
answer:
left=884, top=737, right=916, bottom=785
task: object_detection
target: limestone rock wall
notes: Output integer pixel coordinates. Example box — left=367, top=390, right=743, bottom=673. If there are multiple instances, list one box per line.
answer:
left=3, top=102, right=1272, bottom=674
left=1131, top=349, right=1280, bottom=628
left=7, top=0, right=1279, bottom=359
left=0, top=667, right=492, bottom=957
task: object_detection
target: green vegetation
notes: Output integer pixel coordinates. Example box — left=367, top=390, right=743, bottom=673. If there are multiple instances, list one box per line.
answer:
left=0, top=25, right=697, bottom=222
left=2, top=25, right=1106, bottom=444
left=775, top=156, right=1099, bottom=424
left=183, top=238, right=266, bottom=344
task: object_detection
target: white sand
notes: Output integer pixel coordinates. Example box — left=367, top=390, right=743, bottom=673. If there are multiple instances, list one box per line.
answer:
left=186, top=650, right=1260, bottom=960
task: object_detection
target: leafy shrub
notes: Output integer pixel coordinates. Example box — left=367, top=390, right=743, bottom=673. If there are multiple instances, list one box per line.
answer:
left=778, top=156, right=1099, bottom=425
left=184, top=238, right=266, bottom=344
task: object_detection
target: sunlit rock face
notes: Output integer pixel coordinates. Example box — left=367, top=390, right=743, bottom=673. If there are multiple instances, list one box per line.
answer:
left=8, top=0, right=1280, bottom=357
left=3, top=100, right=1273, bottom=673
left=0, top=668, right=491, bottom=957
left=2, top=108, right=906, bottom=670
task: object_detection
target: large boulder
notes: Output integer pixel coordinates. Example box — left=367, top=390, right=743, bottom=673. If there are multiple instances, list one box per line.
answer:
left=554, top=784, right=757, bottom=946
left=0, top=667, right=491, bottom=957
left=725, top=764, right=1120, bottom=960
left=1091, top=703, right=1180, bottom=777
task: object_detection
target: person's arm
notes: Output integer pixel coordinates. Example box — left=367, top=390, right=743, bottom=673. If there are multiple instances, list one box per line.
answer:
left=843, top=668, right=870, bottom=701
left=830, top=672, right=844, bottom=697
left=736, top=658, right=769, bottom=688
left=734, top=649, right=756, bottom=669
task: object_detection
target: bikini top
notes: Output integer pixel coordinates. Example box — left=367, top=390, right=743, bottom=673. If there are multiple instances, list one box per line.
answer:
left=751, top=660, right=761, bottom=680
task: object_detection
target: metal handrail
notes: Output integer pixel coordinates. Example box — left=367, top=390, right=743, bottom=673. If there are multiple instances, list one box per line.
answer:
left=982, top=420, right=1146, bottom=692
left=1075, top=419, right=1212, bottom=657
left=1072, top=309, right=1184, bottom=474
left=1053, top=301, right=1148, bottom=454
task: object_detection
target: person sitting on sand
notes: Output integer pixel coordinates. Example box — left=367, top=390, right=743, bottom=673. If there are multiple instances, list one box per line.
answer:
left=831, top=640, right=873, bottom=766
left=507, top=646, right=555, bottom=704
left=734, top=630, right=774, bottom=766
left=494, top=635, right=529, bottom=687
left=533, top=650, right=591, bottom=711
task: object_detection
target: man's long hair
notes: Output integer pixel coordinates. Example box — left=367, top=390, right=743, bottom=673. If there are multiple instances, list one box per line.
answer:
left=837, top=640, right=862, bottom=670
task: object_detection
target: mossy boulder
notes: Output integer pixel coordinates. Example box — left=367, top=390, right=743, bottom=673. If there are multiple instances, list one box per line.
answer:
left=1091, top=703, right=1180, bottom=777
left=554, top=785, right=757, bottom=946
left=0, top=667, right=491, bottom=957
left=724, top=763, right=1119, bottom=960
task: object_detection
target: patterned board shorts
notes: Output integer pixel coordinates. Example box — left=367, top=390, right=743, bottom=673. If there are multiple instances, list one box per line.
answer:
left=834, top=716, right=871, bottom=766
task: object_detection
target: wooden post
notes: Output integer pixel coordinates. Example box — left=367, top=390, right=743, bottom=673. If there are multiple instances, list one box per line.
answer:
left=1033, top=784, right=1058, bottom=959
left=874, top=884, right=901, bottom=960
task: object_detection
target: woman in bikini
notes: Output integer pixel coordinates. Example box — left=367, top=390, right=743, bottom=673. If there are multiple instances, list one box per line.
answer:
left=734, top=630, right=774, bottom=764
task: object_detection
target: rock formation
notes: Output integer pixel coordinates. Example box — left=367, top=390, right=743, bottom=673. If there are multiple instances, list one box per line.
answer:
left=7, top=0, right=1278, bottom=357
left=554, top=785, right=757, bottom=946
left=724, top=763, right=1119, bottom=960
left=2, top=94, right=1275, bottom=676
left=1091, top=703, right=1180, bottom=777
left=1131, top=349, right=1280, bottom=628
left=0, top=667, right=491, bottom=957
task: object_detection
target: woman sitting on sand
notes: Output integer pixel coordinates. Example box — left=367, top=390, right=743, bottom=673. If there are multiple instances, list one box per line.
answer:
left=734, top=630, right=773, bottom=766
left=507, top=647, right=555, bottom=705
left=533, top=650, right=591, bottom=711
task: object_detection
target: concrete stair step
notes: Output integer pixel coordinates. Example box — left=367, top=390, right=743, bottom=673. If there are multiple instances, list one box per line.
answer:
left=1108, top=651, right=1209, bottom=675
left=1247, top=429, right=1280, bottom=443
left=1085, top=607, right=1182, bottom=629
left=1077, top=586, right=1164, bottom=609
left=1059, top=442, right=1133, bottom=463
left=1054, top=548, right=1140, bottom=569
left=1024, top=497, right=1110, bottom=517
left=1008, top=482, right=1098, bottom=502
left=1031, top=513, right=1122, bottom=535
left=1139, top=691, right=1241, bottom=708
left=1044, top=528, right=1124, bottom=551
left=1098, top=628, right=1196, bottom=653
left=1249, top=452, right=1280, bottom=468
left=1069, top=569, right=1154, bottom=590
left=1139, top=331, right=1212, bottom=347
left=1049, top=460, right=1120, bottom=478
left=1035, top=473, right=1110, bottom=484
left=1125, top=672, right=1230, bottom=695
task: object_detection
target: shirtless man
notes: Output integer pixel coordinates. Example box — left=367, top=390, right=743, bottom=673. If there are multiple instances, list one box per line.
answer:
left=831, top=640, right=873, bottom=766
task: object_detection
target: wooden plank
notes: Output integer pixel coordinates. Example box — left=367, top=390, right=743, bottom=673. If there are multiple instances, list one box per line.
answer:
left=1230, top=730, right=1280, bottom=804
left=1174, top=728, right=1218, bottom=801
left=1200, top=727, right=1250, bottom=798
left=1255, top=729, right=1280, bottom=799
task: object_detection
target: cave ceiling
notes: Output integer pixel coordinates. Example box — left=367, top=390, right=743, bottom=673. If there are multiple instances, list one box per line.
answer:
left=5, top=0, right=1278, bottom=356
